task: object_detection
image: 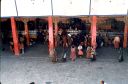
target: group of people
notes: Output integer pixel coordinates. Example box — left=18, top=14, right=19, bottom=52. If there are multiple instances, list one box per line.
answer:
left=68, top=34, right=96, bottom=62
left=37, top=29, right=48, bottom=44
left=51, top=30, right=125, bottom=63
left=9, top=28, right=124, bottom=62
left=51, top=30, right=97, bottom=63
left=70, top=43, right=96, bottom=62
left=96, top=32, right=124, bottom=50
left=9, top=29, right=49, bottom=55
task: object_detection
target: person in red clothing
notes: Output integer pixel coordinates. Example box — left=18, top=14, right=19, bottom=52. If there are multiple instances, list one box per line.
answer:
left=78, top=43, right=83, bottom=58
left=113, top=36, right=120, bottom=49
left=70, top=45, right=76, bottom=61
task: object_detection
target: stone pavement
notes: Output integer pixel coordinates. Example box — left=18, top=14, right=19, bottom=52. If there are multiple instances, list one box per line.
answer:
left=0, top=44, right=128, bottom=84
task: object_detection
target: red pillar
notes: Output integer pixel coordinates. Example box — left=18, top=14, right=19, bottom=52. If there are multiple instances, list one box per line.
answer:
left=24, top=22, right=30, bottom=46
left=11, top=17, right=20, bottom=56
left=123, top=23, right=128, bottom=48
left=91, top=16, right=97, bottom=49
left=48, top=16, right=54, bottom=54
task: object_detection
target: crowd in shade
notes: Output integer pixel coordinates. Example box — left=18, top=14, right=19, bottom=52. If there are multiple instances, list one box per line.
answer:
left=1, top=18, right=124, bottom=63
left=50, top=28, right=124, bottom=63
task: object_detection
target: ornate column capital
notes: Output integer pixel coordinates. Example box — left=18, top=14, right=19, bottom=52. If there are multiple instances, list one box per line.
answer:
left=21, top=18, right=29, bottom=24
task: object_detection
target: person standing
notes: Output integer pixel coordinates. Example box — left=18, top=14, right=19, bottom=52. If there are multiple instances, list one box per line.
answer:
left=86, top=46, right=96, bottom=61
left=113, top=35, right=120, bottom=49
left=78, top=43, right=83, bottom=58
left=50, top=48, right=57, bottom=63
left=9, top=39, right=14, bottom=53
left=104, top=33, right=109, bottom=47
left=118, top=35, right=124, bottom=62
left=37, top=29, right=44, bottom=44
left=0, top=29, right=2, bottom=54
left=70, top=45, right=76, bottom=61
left=19, top=34, right=25, bottom=54
left=90, top=47, right=96, bottom=61
left=62, top=35, right=68, bottom=62
left=86, top=46, right=92, bottom=59
left=96, top=34, right=104, bottom=48
left=62, top=42, right=68, bottom=62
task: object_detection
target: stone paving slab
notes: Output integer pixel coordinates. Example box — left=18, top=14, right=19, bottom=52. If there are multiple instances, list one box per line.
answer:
left=0, top=45, right=128, bottom=84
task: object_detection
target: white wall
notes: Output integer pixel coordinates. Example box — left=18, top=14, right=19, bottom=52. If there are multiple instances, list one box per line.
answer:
left=1, top=0, right=17, bottom=17
left=91, top=0, right=128, bottom=15
left=16, top=0, right=52, bottom=16
left=1, top=0, right=128, bottom=17
left=52, top=0, right=90, bottom=16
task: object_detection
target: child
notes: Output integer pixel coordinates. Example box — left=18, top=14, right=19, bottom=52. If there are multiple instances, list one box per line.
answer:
left=70, top=45, right=76, bottom=61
